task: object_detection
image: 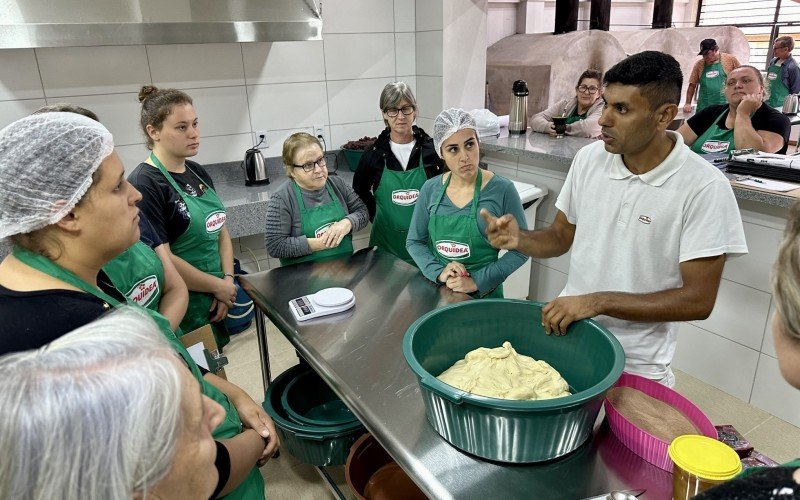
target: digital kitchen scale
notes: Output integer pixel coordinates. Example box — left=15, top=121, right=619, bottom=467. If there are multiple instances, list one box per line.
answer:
left=289, top=287, right=355, bottom=322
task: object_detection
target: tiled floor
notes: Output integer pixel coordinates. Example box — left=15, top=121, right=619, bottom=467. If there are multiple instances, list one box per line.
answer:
left=224, top=322, right=800, bottom=500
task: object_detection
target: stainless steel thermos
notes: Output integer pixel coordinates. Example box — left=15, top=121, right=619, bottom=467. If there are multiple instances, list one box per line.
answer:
left=508, top=80, right=529, bottom=135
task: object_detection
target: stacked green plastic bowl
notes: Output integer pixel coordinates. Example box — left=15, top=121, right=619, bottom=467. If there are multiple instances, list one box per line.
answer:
left=263, top=365, right=364, bottom=466
left=402, top=299, right=625, bottom=463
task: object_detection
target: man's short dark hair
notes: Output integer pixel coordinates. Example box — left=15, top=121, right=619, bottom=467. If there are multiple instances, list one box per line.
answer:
left=603, top=51, right=682, bottom=110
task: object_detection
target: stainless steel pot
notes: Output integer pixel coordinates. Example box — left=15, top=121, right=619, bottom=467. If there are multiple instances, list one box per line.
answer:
left=783, top=94, right=799, bottom=115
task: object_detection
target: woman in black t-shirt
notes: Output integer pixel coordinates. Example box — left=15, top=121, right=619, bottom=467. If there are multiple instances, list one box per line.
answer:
left=129, top=85, right=237, bottom=350
left=677, top=65, right=791, bottom=155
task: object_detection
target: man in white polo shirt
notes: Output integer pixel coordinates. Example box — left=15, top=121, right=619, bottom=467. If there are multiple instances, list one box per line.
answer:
left=482, top=51, right=747, bottom=386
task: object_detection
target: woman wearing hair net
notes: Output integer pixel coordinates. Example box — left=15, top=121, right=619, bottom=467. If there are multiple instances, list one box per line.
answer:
left=33, top=103, right=189, bottom=332
left=0, top=112, right=276, bottom=499
left=406, top=108, right=529, bottom=298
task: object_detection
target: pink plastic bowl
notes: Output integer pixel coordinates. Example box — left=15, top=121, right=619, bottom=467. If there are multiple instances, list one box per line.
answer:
left=603, top=372, right=717, bottom=472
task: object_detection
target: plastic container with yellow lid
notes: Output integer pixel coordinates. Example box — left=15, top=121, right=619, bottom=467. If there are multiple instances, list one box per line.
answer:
left=668, top=435, right=743, bottom=499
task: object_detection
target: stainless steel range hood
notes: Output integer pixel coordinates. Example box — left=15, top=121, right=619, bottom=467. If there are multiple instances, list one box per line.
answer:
left=0, top=0, right=322, bottom=49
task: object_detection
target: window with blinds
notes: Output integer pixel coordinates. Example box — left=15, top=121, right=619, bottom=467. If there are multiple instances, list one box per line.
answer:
left=697, top=0, right=800, bottom=68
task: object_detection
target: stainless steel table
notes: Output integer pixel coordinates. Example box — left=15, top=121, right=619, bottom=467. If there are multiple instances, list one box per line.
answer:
left=240, top=249, right=673, bottom=500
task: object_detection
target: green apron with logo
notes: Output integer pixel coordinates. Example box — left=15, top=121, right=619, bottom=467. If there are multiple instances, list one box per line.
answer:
left=698, top=60, right=727, bottom=112
left=13, top=246, right=265, bottom=500
left=767, top=63, right=790, bottom=108
left=150, top=153, right=231, bottom=350
left=565, top=108, right=587, bottom=125
left=103, top=241, right=163, bottom=312
left=428, top=170, right=503, bottom=298
left=280, top=181, right=354, bottom=266
left=690, top=108, right=736, bottom=155
left=369, top=155, right=427, bottom=265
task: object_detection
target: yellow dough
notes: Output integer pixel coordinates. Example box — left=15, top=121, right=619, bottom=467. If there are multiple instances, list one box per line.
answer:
left=437, top=341, right=570, bottom=400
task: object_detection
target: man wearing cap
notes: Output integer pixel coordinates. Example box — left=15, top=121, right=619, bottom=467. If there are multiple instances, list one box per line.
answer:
left=766, top=35, right=800, bottom=109
left=683, top=39, right=741, bottom=114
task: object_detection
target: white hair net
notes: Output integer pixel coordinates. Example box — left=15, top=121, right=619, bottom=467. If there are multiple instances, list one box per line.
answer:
left=433, top=108, right=478, bottom=158
left=0, top=112, right=114, bottom=239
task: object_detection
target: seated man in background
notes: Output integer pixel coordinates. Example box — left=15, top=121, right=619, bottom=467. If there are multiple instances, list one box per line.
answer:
left=0, top=308, right=225, bottom=499
left=482, top=51, right=747, bottom=387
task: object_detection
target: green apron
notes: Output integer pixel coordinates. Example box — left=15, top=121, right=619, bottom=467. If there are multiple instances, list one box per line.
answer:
left=103, top=240, right=163, bottom=312
left=697, top=60, right=727, bottom=112
left=279, top=181, right=354, bottom=266
left=736, top=458, right=800, bottom=480
left=766, top=63, right=790, bottom=108
left=428, top=169, right=503, bottom=298
left=690, top=108, right=735, bottom=155
left=369, top=155, right=427, bottom=265
left=565, top=107, right=587, bottom=125
left=13, top=246, right=265, bottom=500
left=149, top=153, right=231, bottom=350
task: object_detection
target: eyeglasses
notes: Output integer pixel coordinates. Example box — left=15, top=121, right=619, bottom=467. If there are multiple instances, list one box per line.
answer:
left=293, top=156, right=327, bottom=172
left=384, top=105, right=415, bottom=117
left=577, top=85, right=600, bottom=94
left=774, top=45, right=788, bottom=52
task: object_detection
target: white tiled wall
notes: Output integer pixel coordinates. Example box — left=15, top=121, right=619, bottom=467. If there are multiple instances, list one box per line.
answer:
left=0, top=1, right=431, bottom=176
left=483, top=150, right=800, bottom=427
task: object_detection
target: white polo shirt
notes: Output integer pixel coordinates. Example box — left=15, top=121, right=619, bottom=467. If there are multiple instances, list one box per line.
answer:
left=555, top=131, right=748, bottom=386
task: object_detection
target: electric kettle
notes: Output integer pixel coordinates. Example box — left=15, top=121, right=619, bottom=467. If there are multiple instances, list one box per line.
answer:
left=783, top=94, right=799, bottom=115
left=243, top=146, right=269, bottom=186
left=508, top=80, right=529, bottom=135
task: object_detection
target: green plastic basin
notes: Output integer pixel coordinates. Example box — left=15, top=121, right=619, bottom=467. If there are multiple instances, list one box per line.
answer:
left=281, top=369, right=359, bottom=427
left=341, top=148, right=364, bottom=172
left=402, top=299, right=625, bottom=463
left=263, top=365, right=364, bottom=466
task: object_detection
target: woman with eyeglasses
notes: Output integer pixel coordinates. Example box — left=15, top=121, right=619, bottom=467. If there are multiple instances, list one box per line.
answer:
left=677, top=65, right=791, bottom=155
left=530, top=69, right=604, bottom=138
left=352, top=82, right=443, bottom=265
left=265, top=132, right=368, bottom=265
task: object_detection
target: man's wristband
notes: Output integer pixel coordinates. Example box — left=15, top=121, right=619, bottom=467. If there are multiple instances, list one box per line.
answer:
left=224, top=273, right=234, bottom=279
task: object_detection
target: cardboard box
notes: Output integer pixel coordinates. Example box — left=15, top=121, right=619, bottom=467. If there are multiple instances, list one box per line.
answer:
left=180, top=324, right=228, bottom=380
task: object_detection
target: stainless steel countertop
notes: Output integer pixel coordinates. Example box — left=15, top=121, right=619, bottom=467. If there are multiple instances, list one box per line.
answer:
left=239, top=249, right=673, bottom=500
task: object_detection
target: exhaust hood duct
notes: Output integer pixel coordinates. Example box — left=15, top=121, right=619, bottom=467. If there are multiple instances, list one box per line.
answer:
left=0, top=0, right=322, bottom=49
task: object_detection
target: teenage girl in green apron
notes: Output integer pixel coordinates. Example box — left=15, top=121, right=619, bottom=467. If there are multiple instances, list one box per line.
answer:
left=135, top=87, right=237, bottom=351
left=406, top=108, right=528, bottom=299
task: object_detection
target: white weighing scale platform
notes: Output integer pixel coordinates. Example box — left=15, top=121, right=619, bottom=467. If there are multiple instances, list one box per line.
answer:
left=289, top=287, right=355, bottom=322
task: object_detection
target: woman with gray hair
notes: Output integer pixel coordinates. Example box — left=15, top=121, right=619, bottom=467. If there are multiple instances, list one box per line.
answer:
left=0, top=307, right=225, bottom=499
left=265, top=132, right=369, bottom=264
left=406, top=108, right=528, bottom=298
left=353, top=82, right=443, bottom=265
left=694, top=201, right=800, bottom=497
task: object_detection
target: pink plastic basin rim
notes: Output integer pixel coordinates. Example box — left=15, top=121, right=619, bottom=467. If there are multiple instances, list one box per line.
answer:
left=603, top=372, right=717, bottom=472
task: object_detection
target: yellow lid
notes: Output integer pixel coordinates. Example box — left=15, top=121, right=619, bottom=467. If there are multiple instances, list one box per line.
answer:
left=668, top=435, right=742, bottom=480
